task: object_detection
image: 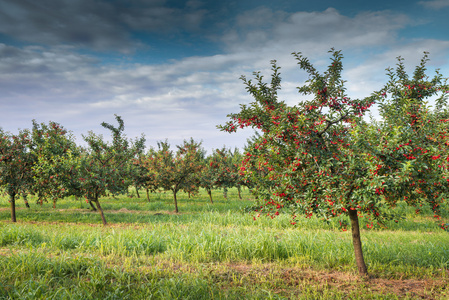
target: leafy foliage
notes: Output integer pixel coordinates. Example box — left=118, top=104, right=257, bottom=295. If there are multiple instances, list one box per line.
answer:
left=357, top=52, right=449, bottom=229
left=77, top=115, right=145, bottom=224
left=149, top=138, right=204, bottom=212
left=31, top=120, right=80, bottom=207
left=219, top=49, right=374, bottom=221
left=0, top=128, right=34, bottom=221
left=219, top=49, right=449, bottom=275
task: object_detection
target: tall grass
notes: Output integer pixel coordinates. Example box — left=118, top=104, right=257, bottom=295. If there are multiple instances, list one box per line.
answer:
left=0, top=188, right=448, bottom=299
left=1, top=216, right=448, bottom=270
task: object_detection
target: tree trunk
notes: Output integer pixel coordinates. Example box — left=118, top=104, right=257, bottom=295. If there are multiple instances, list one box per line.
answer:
left=93, top=194, right=107, bottom=226
left=88, top=199, right=97, bottom=211
left=23, top=195, right=30, bottom=208
left=207, top=188, right=213, bottom=204
left=348, top=209, right=368, bottom=276
left=188, top=191, right=191, bottom=199
left=146, top=188, right=150, bottom=202
left=173, top=189, right=179, bottom=213
left=237, top=186, right=242, bottom=199
left=10, top=192, right=16, bottom=222
left=223, top=187, right=228, bottom=200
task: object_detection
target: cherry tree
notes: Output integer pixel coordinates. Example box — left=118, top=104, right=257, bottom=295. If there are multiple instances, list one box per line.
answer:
left=150, top=138, right=204, bottom=212
left=0, top=128, right=34, bottom=222
left=30, top=120, right=80, bottom=207
left=79, top=115, right=145, bottom=225
left=199, top=154, right=219, bottom=203
left=208, top=147, right=240, bottom=200
left=130, top=151, right=157, bottom=201
left=219, top=49, right=448, bottom=275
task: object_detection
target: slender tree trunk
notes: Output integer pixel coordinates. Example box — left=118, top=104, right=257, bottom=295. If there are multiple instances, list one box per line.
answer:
left=10, top=192, right=16, bottom=222
left=53, top=199, right=56, bottom=209
left=23, top=195, right=30, bottom=208
left=207, top=188, right=213, bottom=204
left=223, top=187, right=228, bottom=200
left=88, top=199, right=97, bottom=211
left=188, top=191, right=191, bottom=199
left=93, top=194, right=107, bottom=226
left=348, top=209, right=368, bottom=275
left=173, top=189, right=179, bottom=213
left=237, top=186, right=242, bottom=199
left=146, top=188, right=150, bottom=202
left=135, top=186, right=140, bottom=198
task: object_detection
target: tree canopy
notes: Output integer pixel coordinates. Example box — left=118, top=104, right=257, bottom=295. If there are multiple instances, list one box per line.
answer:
left=219, top=49, right=449, bottom=275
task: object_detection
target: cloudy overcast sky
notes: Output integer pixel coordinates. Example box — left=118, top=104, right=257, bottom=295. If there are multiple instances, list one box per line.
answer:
left=1, top=0, right=448, bottom=153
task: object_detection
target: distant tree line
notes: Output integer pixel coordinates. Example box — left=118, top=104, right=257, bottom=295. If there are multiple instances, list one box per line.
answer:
left=0, top=115, right=250, bottom=225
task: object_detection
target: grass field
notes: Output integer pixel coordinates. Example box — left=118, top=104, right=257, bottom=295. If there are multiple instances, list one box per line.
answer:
left=0, top=188, right=448, bottom=299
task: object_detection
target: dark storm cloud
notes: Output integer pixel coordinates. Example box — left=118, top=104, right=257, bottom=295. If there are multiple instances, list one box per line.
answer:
left=0, top=0, right=208, bottom=52
left=0, top=0, right=128, bottom=51
left=418, top=0, right=449, bottom=9
left=121, top=0, right=207, bottom=33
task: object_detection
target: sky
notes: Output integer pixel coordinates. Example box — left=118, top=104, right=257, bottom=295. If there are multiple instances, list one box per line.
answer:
left=1, top=0, right=449, bottom=153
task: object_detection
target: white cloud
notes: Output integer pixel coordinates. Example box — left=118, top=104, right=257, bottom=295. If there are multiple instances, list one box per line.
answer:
left=1, top=6, right=449, bottom=152
left=0, top=43, right=254, bottom=151
left=222, top=8, right=409, bottom=59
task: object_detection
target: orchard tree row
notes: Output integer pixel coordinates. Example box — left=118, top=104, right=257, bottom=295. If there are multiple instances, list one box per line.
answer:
left=219, top=49, right=449, bottom=276
left=0, top=115, right=249, bottom=225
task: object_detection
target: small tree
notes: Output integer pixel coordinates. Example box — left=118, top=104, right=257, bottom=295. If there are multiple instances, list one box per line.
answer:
left=150, top=138, right=204, bottom=212
left=124, top=134, right=149, bottom=199
left=219, top=49, right=448, bottom=275
left=30, top=120, right=80, bottom=207
left=0, top=128, right=34, bottom=222
left=199, top=154, right=218, bottom=203
left=209, top=147, right=237, bottom=200
left=181, top=168, right=202, bottom=199
left=79, top=115, right=145, bottom=225
left=130, top=151, right=157, bottom=202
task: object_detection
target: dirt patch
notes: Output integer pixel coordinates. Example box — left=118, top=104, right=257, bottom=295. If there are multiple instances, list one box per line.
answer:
left=0, top=206, right=180, bottom=216
left=94, top=208, right=180, bottom=215
left=0, top=248, right=13, bottom=257
left=115, top=208, right=132, bottom=213
left=114, top=259, right=447, bottom=299
left=368, top=278, right=439, bottom=299
left=1, top=245, right=446, bottom=299
left=0, top=207, right=27, bottom=212
left=209, top=263, right=448, bottom=299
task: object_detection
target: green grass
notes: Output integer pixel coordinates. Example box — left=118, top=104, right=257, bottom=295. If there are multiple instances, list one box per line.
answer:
left=0, top=188, right=448, bottom=299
